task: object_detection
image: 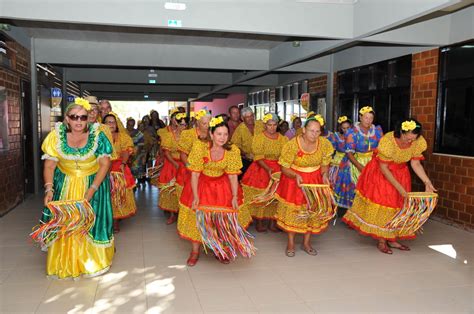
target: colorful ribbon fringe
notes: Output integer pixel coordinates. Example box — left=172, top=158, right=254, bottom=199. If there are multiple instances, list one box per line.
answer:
left=299, top=184, right=338, bottom=223
left=160, top=178, right=176, bottom=194
left=251, top=172, right=281, bottom=206
left=196, top=209, right=256, bottom=261
left=30, top=199, right=95, bottom=249
left=146, top=164, right=163, bottom=179
left=110, top=171, right=127, bottom=209
left=385, top=192, right=438, bottom=234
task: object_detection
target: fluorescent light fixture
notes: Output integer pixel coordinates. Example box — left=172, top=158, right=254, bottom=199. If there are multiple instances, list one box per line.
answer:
left=144, top=95, right=149, bottom=99
left=164, top=2, right=186, bottom=10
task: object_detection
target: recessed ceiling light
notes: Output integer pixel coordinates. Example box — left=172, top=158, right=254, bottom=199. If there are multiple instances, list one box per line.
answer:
left=164, top=2, right=186, bottom=10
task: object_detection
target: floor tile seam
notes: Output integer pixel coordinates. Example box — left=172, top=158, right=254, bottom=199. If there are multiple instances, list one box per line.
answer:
left=186, top=264, right=205, bottom=313
left=33, top=280, right=52, bottom=314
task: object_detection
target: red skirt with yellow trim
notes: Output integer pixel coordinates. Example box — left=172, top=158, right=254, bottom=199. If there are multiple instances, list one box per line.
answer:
left=242, top=159, right=280, bottom=219
left=342, top=157, right=415, bottom=240
left=177, top=173, right=252, bottom=243
left=111, top=160, right=136, bottom=188
left=275, top=168, right=329, bottom=234
left=158, top=158, right=182, bottom=213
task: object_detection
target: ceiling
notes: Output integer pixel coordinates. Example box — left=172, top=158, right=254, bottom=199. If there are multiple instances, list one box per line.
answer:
left=1, top=0, right=473, bottom=102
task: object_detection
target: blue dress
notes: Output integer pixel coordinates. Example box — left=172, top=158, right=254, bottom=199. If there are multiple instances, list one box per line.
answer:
left=334, top=123, right=383, bottom=208
left=327, top=131, right=347, bottom=188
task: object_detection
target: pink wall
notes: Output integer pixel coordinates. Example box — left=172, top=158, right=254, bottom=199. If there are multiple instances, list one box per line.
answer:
left=193, top=94, right=246, bottom=116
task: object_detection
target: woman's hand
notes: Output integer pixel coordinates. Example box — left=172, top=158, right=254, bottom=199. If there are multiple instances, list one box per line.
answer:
left=356, top=163, right=364, bottom=172
left=398, top=187, right=408, bottom=198
left=192, top=196, right=199, bottom=210
left=425, top=181, right=437, bottom=193
left=173, top=162, right=180, bottom=170
left=296, top=174, right=303, bottom=187
left=44, top=191, right=53, bottom=206
left=85, top=188, right=95, bottom=202
left=266, top=168, right=273, bottom=177
left=232, top=195, right=239, bottom=210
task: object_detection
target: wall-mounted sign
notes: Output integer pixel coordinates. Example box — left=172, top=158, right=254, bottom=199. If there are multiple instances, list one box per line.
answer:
left=67, top=95, right=75, bottom=103
left=51, top=88, right=62, bottom=108
left=300, top=93, right=310, bottom=111
left=168, top=20, right=182, bottom=27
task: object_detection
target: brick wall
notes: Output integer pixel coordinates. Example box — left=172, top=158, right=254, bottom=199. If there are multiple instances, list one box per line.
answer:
left=308, top=75, right=327, bottom=94
left=0, top=39, right=30, bottom=215
left=410, top=48, right=474, bottom=230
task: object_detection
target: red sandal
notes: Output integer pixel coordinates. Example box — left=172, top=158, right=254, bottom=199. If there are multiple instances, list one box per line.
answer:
left=186, top=251, right=200, bottom=267
left=388, top=242, right=410, bottom=251
left=377, top=242, right=393, bottom=255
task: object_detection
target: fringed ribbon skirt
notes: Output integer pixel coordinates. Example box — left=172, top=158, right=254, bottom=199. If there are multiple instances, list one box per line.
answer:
left=110, top=160, right=137, bottom=219
left=275, top=167, right=330, bottom=234
left=241, top=159, right=280, bottom=220
left=177, top=173, right=254, bottom=260
left=342, top=158, right=416, bottom=240
left=158, top=158, right=182, bottom=213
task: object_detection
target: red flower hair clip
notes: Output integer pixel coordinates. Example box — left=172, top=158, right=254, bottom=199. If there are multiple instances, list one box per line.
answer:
left=297, top=150, right=304, bottom=158
left=203, top=156, right=209, bottom=164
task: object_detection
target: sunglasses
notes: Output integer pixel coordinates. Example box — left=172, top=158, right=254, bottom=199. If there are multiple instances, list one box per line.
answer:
left=68, top=114, right=88, bottom=121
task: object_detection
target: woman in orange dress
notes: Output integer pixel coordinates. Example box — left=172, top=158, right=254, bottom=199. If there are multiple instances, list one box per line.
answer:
left=241, top=113, right=288, bottom=232
left=275, top=116, right=334, bottom=257
left=103, top=113, right=137, bottom=232
left=343, top=119, right=436, bottom=254
left=157, top=111, right=187, bottom=224
left=175, top=110, right=211, bottom=201
left=177, top=117, right=254, bottom=266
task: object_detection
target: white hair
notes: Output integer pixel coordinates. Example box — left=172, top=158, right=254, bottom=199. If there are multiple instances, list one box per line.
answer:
left=240, top=107, right=254, bottom=117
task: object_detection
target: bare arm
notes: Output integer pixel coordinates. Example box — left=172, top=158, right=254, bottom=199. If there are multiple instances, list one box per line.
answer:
left=228, top=174, right=240, bottom=210
left=164, top=149, right=180, bottom=169
left=379, top=162, right=407, bottom=197
left=347, top=152, right=364, bottom=172
left=281, top=166, right=303, bottom=187
left=257, top=159, right=272, bottom=176
left=43, top=159, right=57, bottom=206
left=321, top=165, right=330, bottom=185
left=191, top=171, right=200, bottom=210
left=85, top=156, right=111, bottom=201
left=180, top=151, right=189, bottom=165
left=410, top=159, right=436, bottom=192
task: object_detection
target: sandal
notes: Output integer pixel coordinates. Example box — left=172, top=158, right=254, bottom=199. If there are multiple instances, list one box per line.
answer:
left=186, top=251, right=200, bottom=267
left=388, top=242, right=411, bottom=251
left=301, top=245, right=318, bottom=256
left=166, top=214, right=177, bottom=225
left=377, top=242, right=393, bottom=255
left=285, top=249, right=295, bottom=257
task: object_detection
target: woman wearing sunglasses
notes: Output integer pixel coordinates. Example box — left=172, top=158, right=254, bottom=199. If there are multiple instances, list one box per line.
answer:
left=156, top=110, right=187, bottom=224
left=103, top=113, right=137, bottom=233
left=40, top=98, right=115, bottom=279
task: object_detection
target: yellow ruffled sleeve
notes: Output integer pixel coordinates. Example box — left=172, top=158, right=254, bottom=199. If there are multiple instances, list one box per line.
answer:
left=411, top=135, right=427, bottom=160
left=278, top=139, right=297, bottom=169
left=119, top=132, right=134, bottom=155
left=41, top=130, right=59, bottom=161
left=376, top=134, right=394, bottom=163
left=251, top=134, right=265, bottom=161
left=178, top=129, right=195, bottom=155
left=320, top=137, right=335, bottom=166
left=160, top=130, right=173, bottom=151
left=225, top=145, right=243, bottom=175
left=187, top=141, right=206, bottom=173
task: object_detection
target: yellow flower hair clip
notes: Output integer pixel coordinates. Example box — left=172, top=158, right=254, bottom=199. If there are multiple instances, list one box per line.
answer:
left=306, top=111, right=315, bottom=118
left=262, top=113, right=274, bottom=123
left=74, top=97, right=91, bottom=111
left=190, top=112, right=195, bottom=118
left=337, top=116, right=348, bottom=124
left=209, top=116, right=224, bottom=128
left=401, top=120, right=417, bottom=132
left=314, top=114, right=325, bottom=127
left=290, top=114, right=298, bottom=122
left=194, top=109, right=207, bottom=121
left=175, top=113, right=187, bottom=120
left=359, top=106, right=374, bottom=115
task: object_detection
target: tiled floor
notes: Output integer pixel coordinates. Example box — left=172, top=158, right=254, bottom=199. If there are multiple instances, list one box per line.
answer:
left=1, top=185, right=473, bottom=313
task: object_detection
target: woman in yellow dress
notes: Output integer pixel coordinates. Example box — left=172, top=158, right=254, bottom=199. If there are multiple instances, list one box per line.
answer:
left=157, top=111, right=187, bottom=224
left=176, top=110, right=211, bottom=200
left=103, top=113, right=137, bottom=232
left=275, top=116, right=334, bottom=257
left=343, top=119, right=436, bottom=254
left=41, top=98, right=114, bottom=279
left=177, top=117, right=254, bottom=266
left=241, top=113, right=288, bottom=232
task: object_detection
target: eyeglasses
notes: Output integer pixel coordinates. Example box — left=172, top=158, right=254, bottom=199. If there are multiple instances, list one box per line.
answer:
left=68, top=114, right=88, bottom=121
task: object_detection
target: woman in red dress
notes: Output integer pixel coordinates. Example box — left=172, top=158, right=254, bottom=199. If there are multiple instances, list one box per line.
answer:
left=342, top=119, right=436, bottom=254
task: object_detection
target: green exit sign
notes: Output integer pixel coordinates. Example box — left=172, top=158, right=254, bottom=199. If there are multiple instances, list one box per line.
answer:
left=168, top=20, right=182, bottom=27
left=149, top=79, right=156, bottom=84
